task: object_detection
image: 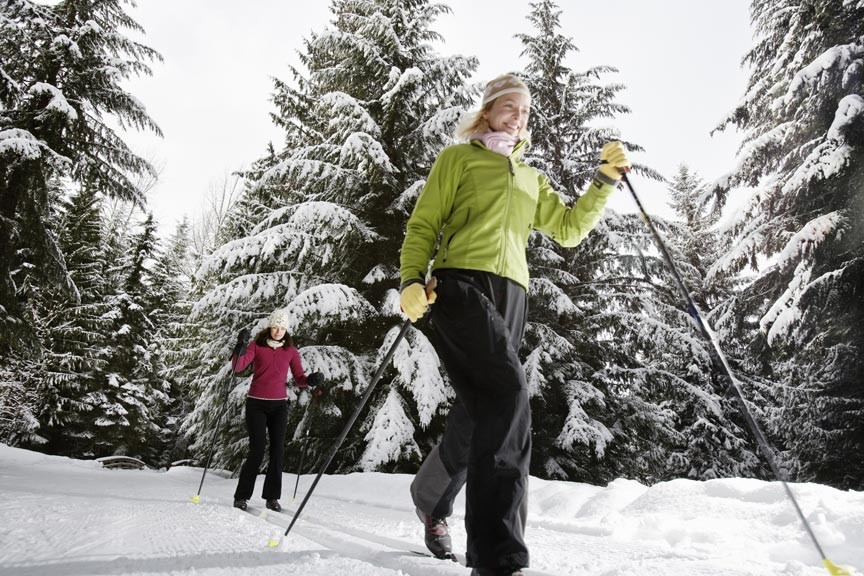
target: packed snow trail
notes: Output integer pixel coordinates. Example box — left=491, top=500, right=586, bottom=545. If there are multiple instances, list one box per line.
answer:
left=0, top=444, right=862, bottom=576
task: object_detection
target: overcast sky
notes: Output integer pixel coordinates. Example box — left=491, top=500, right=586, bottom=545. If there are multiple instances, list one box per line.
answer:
left=121, top=0, right=753, bottom=234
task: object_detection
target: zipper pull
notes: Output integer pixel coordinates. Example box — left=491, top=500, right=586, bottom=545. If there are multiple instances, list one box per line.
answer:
left=508, top=159, right=514, bottom=175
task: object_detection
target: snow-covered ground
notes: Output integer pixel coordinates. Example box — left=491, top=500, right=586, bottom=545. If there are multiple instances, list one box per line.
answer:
left=0, top=444, right=861, bottom=576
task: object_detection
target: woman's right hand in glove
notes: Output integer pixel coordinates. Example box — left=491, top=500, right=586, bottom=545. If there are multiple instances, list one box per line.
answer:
left=400, top=280, right=437, bottom=323
left=233, top=328, right=251, bottom=357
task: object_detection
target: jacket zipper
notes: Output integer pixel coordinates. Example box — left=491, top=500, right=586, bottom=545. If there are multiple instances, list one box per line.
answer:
left=499, top=158, right=515, bottom=273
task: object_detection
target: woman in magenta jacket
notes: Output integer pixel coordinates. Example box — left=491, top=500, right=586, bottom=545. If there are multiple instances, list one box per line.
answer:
left=231, top=309, right=322, bottom=512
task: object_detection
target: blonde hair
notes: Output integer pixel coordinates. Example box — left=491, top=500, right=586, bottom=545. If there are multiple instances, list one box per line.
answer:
left=455, top=73, right=532, bottom=142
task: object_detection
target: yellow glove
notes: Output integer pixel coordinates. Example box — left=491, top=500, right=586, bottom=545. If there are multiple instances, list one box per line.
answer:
left=598, top=141, right=631, bottom=182
left=400, top=281, right=437, bottom=322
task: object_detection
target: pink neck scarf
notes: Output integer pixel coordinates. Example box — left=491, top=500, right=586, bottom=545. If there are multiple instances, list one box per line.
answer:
left=475, top=131, right=519, bottom=157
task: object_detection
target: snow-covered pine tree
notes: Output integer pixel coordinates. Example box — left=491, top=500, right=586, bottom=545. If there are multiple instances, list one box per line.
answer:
left=95, top=212, right=171, bottom=462
left=0, top=0, right=161, bottom=349
left=514, top=0, right=672, bottom=482
left=153, top=218, right=199, bottom=465
left=183, top=0, right=477, bottom=473
left=711, top=0, right=864, bottom=488
left=660, top=165, right=761, bottom=480
left=33, top=184, right=112, bottom=457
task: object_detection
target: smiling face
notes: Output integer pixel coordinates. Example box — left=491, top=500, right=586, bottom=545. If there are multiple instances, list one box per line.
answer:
left=483, top=92, right=531, bottom=138
left=269, top=326, right=286, bottom=341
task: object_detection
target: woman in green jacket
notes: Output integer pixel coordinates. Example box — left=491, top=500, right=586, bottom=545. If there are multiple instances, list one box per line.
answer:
left=399, top=73, right=630, bottom=576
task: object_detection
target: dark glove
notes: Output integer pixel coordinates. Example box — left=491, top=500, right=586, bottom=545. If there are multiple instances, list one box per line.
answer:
left=233, top=328, right=251, bottom=357
left=306, top=372, right=325, bottom=397
left=307, top=372, right=324, bottom=388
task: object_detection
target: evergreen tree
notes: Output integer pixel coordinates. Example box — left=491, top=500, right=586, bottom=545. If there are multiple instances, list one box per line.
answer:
left=711, top=0, right=864, bottom=488
left=153, top=218, right=198, bottom=465
left=34, top=185, right=112, bottom=456
left=0, top=0, right=161, bottom=349
left=662, top=165, right=761, bottom=479
left=182, top=0, right=477, bottom=473
left=100, top=213, right=170, bottom=462
left=514, top=1, right=759, bottom=483
left=514, top=0, right=671, bottom=482
left=0, top=353, right=42, bottom=446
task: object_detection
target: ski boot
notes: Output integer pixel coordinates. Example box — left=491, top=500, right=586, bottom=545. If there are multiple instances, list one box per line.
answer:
left=416, top=507, right=453, bottom=559
left=265, top=499, right=282, bottom=512
left=233, top=499, right=247, bottom=511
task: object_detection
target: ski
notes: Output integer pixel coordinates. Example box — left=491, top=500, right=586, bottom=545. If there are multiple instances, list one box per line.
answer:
left=236, top=502, right=560, bottom=575
left=242, top=502, right=464, bottom=564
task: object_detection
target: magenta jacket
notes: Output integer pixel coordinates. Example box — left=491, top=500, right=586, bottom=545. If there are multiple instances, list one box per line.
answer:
left=232, top=342, right=310, bottom=400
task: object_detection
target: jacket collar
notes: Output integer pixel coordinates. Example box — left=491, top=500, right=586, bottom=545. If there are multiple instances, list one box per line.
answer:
left=470, top=136, right=529, bottom=160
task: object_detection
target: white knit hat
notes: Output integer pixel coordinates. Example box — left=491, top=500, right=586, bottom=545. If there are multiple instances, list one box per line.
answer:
left=481, top=74, right=531, bottom=107
left=268, top=309, right=290, bottom=330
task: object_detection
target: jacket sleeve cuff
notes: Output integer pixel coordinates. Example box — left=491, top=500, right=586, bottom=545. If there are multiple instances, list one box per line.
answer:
left=592, top=169, right=620, bottom=188
left=400, top=277, right=425, bottom=291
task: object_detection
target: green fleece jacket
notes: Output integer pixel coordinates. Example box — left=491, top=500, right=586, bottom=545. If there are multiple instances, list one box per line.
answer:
left=400, top=139, right=617, bottom=291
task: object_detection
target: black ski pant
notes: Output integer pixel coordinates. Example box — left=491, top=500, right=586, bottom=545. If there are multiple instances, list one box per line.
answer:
left=234, top=397, right=288, bottom=501
left=411, top=269, right=530, bottom=573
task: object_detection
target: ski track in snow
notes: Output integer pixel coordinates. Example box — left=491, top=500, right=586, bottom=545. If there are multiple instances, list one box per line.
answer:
left=0, top=445, right=862, bottom=576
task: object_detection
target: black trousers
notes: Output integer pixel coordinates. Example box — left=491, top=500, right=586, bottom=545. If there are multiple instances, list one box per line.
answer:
left=233, top=397, right=288, bottom=501
left=412, top=269, right=530, bottom=573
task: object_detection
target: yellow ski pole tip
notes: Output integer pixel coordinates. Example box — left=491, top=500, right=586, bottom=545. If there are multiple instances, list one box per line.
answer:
left=267, top=538, right=280, bottom=548
left=191, top=495, right=200, bottom=503
left=823, top=558, right=858, bottom=576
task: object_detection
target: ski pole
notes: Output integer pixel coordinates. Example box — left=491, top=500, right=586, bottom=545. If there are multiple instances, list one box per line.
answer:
left=270, top=318, right=414, bottom=547
left=292, top=429, right=310, bottom=502
left=191, top=357, right=239, bottom=502
left=621, top=172, right=855, bottom=576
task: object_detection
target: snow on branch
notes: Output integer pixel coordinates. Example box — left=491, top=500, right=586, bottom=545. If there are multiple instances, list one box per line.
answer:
left=778, top=42, right=864, bottom=111
left=828, top=94, right=864, bottom=140
left=29, top=82, right=78, bottom=122
left=0, top=127, right=72, bottom=170
left=198, top=202, right=378, bottom=280
left=389, top=179, right=424, bottom=215
left=530, top=277, right=578, bottom=316
left=263, top=157, right=357, bottom=190
left=774, top=211, right=844, bottom=273
left=359, top=388, right=420, bottom=471
left=781, top=138, right=855, bottom=196
left=339, top=131, right=396, bottom=173
left=362, top=264, right=397, bottom=285
left=760, top=259, right=844, bottom=346
left=297, top=345, right=366, bottom=394
left=191, top=271, right=307, bottom=320
left=284, top=283, right=375, bottom=332
left=380, top=66, right=422, bottom=106
left=0, top=128, right=46, bottom=161
left=389, top=325, right=449, bottom=427
left=556, top=379, right=612, bottom=458
left=319, top=91, right=380, bottom=137
left=420, top=106, right=464, bottom=141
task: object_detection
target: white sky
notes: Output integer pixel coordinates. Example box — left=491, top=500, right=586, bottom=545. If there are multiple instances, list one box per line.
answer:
left=121, top=0, right=753, bottom=234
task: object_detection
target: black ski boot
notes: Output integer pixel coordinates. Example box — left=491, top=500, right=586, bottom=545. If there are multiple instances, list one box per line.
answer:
left=233, top=499, right=247, bottom=511
left=265, top=499, right=282, bottom=512
left=416, top=508, right=453, bottom=559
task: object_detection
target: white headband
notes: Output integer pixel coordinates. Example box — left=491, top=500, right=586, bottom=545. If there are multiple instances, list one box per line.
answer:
left=483, top=86, right=531, bottom=105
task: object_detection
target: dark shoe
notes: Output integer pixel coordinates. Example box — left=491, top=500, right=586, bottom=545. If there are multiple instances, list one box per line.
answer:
left=233, top=499, right=247, bottom=511
left=416, top=507, right=452, bottom=559
left=470, top=569, right=524, bottom=576
left=265, top=499, right=282, bottom=512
